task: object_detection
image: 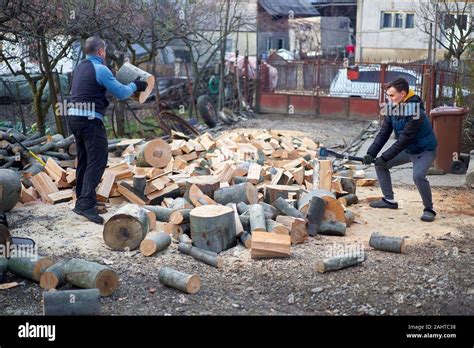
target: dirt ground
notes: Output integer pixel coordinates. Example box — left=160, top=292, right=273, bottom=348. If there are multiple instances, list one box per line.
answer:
left=1, top=115, right=473, bottom=316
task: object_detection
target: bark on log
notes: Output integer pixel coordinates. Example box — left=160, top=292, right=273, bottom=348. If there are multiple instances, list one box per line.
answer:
left=178, top=243, right=223, bottom=268
left=297, top=189, right=335, bottom=215
left=339, top=193, right=359, bottom=206
left=239, top=232, right=252, bottom=248
left=190, top=205, right=236, bottom=253
left=318, top=221, right=346, bottom=236
left=178, top=233, right=192, bottom=245
left=213, top=182, right=258, bottom=205
left=169, top=198, right=193, bottom=210
left=7, top=255, right=53, bottom=282
left=169, top=209, right=192, bottom=225
left=274, top=197, right=305, bottom=219
left=344, top=209, right=355, bottom=227
left=43, top=289, right=101, bottom=316
left=63, top=258, right=119, bottom=296
left=0, top=169, right=21, bottom=212
left=316, top=253, right=366, bottom=273
left=341, top=178, right=356, bottom=194
left=307, top=196, right=326, bottom=236
left=266, top=219, right=290, bottom=235
left=158, top=267, right=200, bottom=294
left=249, top=204, right=266, bottom=233
left=144, top=205, right=174, bottom=222
left=185, top=176, right=220, bottom=199
left=136, top=139, right=171, bottom=168
left=21, top=163, right=44, bottom=188
left=264, top=185, right=301, bottom=205
left=43, top=151, right=71, bottom=160
left=39, top=260, right=68, bottom=290
left=133, top=175, right=147, bottom=196
left=116, top=62, right=155, bottom=104
left=103, top=204, right=150, bottom=251
left=140, top=232, right=172, bottom=256
left=369, top=232, right=406, bottom=253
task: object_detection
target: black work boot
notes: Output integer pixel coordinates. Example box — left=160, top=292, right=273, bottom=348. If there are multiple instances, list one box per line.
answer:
left=369, top=198, right=399, bottom=209
left=421, top=208, right=436, bottom=222
left=73, top=207, right=104, bottom=225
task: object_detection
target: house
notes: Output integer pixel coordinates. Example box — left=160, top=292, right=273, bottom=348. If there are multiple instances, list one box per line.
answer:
left=355, top=0, right=473, bottom=62
left=311, top=0, right=357, bottom=31
left=257, top=0, right=320, bottom=57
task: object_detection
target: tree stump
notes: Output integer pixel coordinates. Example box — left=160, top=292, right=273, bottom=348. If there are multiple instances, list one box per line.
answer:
left=140, top=232, right=172, bottom=256
left=369, top=232, right=406, bottom=253
left=136, top=139, right=171, bottom=168
left=316, top=253, right=366, bottom=273
left=158, top=267, right=200, bottom=294
left=63, top=258, right=119, bottom=296
left=116, top=62, right=155, bottom=104
left=190, top=205, right=236, bottom=253
left=0, top=169, right=21, bottom=212
left=7, top=255, right=53, bottom=282
left=103, top=204, right=150, bottom=251
left=40, top=260, right=68, bottom=290
left=214, top=182, right=258, bottom=205
left=43, top=289, right=101, bottom=316
left=178, top=243, right=223, bottom=268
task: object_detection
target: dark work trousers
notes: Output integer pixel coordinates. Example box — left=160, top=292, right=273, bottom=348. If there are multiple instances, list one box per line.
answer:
left=67, top=116, right=108, bottom=210
left=375, top=150, right=436, bottom=210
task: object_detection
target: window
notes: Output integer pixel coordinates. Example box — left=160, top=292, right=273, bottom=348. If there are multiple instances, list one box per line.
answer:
left=443, top=13, right=469, bottom=31
left=395, top=13, right=403, bottom=28
left=265, top=38, right=272, bottom=51
left=382, top=12, right=392, bottom=28
left=406, top=13, right=415, bottom=28
left=277, top=38, right=284, bottom=50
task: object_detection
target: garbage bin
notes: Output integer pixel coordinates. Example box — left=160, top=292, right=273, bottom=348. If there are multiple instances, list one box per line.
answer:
left=430, top=106, right=470, bottom=173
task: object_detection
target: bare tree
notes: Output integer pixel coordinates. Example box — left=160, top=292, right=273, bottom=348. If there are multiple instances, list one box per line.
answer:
left=417, top=0, right=473, bottom=61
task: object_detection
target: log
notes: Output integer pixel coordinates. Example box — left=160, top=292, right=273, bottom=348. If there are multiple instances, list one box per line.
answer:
left=169, top=198, right=193, bottom=210
left=236, top=201, right=277, bottom=219
left=190, top=205, right=236, bottom=253
left=178, top=233, right=192, bottom=245
left=185, top=176, right=220, bottom=199
left=43, top=289, right=101, bottom=316
left=63, top=258, right=119, bottom=296
left=178, top=243, right=223, bottom=268
left=369, top=232, right=406, bottom=253
left=274, top=197, right=305, bottom=219
left=117, top=182, right=149, bottom=205
left=0, top=224, right=12, bottom=247
left=158, top=267, right=200, bottom=294
left=297, top=189, right=335, bottom=215
left=0, top=169, right=21, bottom=212
left=239, top=232, right=252, bottom=248
left=345, top=210, right=355, bottom=227
left=144, top=205, right=174, bottom=222
left=266, top=219, right=290, bottom=235
left=39, top=260, right=68, bottom=290
left=116, top=62, right=155, bottom=104
left=239, top=214, right=250, bottom=232
left=322, top=196, right=346, bottom=223
left=338, top=193, right=358, bottom=206
left=169, top=209, right=192, bottom=225
left=140, top=232, right=172, bottom=256
left=249, top=204, right=266, bottom=233
left=133, top=175, right=147, bottom=196
left=187, top=184, right=216, bottom=207
left=306, top=196, right=326, bottom=236
left=7, top=255, right=53, bottom=282
left=318, top=221, right=346, bottom=236
left=250, top=231, right=291, bottom=259
left=43, top=151, right=71, bottom=161
left=213, top=182, right=258, bottom=205
left=275, top=215, right=307, bottom=244
left=0, top=256, right=8, bottom=282
left=103, top=204, right=150, bottom=251
left=21, top=163, right=44, bottom=188
left=136, top=139, right=171, bottom=168
left=264, top=185, right=301, bottom=205
left=316, top=253, right=366, bottom=273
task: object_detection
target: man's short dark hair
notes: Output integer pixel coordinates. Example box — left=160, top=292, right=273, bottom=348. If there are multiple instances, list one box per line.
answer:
left=386, top=78, right=409, bottom=94
left=84, top=36, right=105, bottom=55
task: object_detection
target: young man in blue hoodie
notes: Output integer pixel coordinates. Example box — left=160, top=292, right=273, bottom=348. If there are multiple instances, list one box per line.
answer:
left=363, top=78, right=438, bottom=222
left=67, top=36, right=148, bottom=224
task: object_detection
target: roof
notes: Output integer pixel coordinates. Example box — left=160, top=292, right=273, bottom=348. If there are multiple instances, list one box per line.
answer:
left=259, top=0, right=320, bottom=16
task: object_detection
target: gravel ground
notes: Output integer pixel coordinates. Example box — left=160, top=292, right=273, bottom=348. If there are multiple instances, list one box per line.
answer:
left=1, top=115, right=473, bottom=316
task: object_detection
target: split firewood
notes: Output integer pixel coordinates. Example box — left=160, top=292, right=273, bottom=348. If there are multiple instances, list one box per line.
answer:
left=43, top=289, right=101, bottom=316
left=178, top=243, right=223, bottom=268
left=250, top=231, right=291, bottom=259
left=369, top=232, right=406, bottom=253
left=275, top=215, right=307, bottom=244
left=158, top=267, right=200, bottom=294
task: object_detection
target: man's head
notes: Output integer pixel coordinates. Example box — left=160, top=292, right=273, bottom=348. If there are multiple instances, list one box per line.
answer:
left=386, top=78, right=409, bottom=104
left=84, top=36, right=106, bottom=60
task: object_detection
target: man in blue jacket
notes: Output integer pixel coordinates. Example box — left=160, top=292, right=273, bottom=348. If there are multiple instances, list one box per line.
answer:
left=363, top=78, right=438, bottom=222
left=67, top=36, right=147, bottom=224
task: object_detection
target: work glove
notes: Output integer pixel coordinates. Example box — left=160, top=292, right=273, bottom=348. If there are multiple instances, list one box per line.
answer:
left=375, top=156, right=388, bottom=168
left=133, top=78, right=148, bottom=92
left=363, top=154, right=375, bottom=165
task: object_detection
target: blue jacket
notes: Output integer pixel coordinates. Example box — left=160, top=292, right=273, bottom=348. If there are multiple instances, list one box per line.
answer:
left=367, top=93, right=437, bottom=161
left=68, top=55, right=137, bottom=120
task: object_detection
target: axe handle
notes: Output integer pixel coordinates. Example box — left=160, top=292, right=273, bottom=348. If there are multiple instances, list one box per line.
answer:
left=324, top=148, right=364, bottom=163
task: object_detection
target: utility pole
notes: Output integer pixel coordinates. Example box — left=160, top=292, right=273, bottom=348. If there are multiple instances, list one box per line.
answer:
left=432, top=0, right=439, bottom=65
left=428, top=22, right=433, bottom=64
